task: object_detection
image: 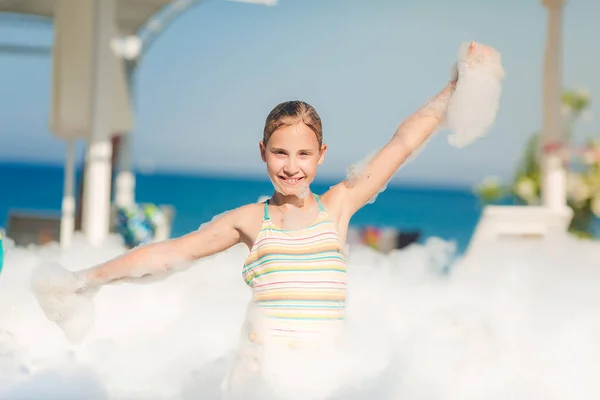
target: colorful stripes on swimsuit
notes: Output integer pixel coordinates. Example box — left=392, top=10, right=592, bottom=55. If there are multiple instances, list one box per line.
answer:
left=242, top=195, right=347, bottom=339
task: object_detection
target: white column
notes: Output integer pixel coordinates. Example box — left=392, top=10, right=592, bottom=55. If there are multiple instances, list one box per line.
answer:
left=114, top=62, right=136, bottom=208
left=60, top=139, right=76, bottom=248
left=541, top=0, right=567, bottom=210
left=81, top=0, right=116, bottom=246
left=115, top=134, right=136, bottom=207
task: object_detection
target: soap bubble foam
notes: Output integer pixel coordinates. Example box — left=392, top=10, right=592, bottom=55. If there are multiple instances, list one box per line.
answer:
left=1, top=231, right=599, bottom=399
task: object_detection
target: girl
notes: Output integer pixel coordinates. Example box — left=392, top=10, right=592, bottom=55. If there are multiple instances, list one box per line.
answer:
left=33, top=41, right=501, bottom=398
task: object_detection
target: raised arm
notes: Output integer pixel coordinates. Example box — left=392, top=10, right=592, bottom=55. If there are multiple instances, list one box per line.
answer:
left=337, top=82, right=456, bottom=217
left=75, top=206, right=247, bottom=289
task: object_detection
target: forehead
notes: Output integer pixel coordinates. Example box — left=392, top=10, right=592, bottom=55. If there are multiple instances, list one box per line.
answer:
left=268, top=121, right=319, bottom=149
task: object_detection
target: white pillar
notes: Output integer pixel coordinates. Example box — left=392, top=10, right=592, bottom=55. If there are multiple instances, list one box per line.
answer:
left=541, top=0, right=567, bottom=210
left=115, top=134, right=136, bottom=207
left=81, top=0, right=116, bottom=246
left=114, top=62, right=136, bottom=208
left=60, top=139, right=76, bottom=248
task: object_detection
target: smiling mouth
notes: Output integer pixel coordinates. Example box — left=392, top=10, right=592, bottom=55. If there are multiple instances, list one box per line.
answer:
left=278, top=176, right=305, bottom=186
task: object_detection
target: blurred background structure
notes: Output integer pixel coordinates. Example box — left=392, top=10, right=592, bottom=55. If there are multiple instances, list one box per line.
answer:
left=0, top=0, right=598, bottom=253
left=0, top=0, right=276, bottom=248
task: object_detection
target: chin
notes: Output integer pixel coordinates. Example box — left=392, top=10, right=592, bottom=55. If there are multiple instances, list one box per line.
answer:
left=277, top=187, right=302, bottom=197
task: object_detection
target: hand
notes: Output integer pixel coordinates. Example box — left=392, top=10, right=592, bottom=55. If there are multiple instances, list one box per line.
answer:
left=444, top=41, right=504, bottom=148
left=31, top=262, right=96, bottom=343
left=461, top=41, right=505, bottom=80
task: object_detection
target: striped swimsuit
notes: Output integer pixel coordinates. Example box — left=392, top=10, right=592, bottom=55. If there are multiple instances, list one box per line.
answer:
left=223, top=196, right=348, bottom=396
left=241, top=195, right=348, bottom=344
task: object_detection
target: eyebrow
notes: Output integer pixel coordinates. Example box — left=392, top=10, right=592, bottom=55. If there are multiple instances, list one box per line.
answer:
left=270, top=148, right=313, bottom=153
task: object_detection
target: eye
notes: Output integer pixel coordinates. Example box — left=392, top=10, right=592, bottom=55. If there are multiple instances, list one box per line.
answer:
left=299, top=151, right=311, bottom=157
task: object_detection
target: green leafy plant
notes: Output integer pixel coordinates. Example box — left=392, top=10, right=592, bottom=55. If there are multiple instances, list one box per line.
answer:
left=475, top=89, right=599, bottom=238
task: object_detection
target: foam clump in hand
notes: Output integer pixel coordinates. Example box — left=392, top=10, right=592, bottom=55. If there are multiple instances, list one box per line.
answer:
left=30, top=262, right=96, bottom=344
left=446, top=41, right=505, bottom=148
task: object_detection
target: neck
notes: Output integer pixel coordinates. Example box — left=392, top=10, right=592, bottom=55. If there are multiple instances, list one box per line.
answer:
left=271, top=190, right=314, bottom=209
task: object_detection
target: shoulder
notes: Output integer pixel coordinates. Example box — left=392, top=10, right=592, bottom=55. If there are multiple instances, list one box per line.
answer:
left=227, top=202, right=266, bottom=249
left=197, top=202, right=262, bottom=228
left=217, top=202, right=264, bottom=227
left=234, top=202, right=265, bottom=220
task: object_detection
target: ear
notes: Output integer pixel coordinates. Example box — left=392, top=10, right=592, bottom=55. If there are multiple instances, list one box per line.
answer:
left=317, top=144, right=328, bottom=165
left=259, top=141, right=267, bottom=162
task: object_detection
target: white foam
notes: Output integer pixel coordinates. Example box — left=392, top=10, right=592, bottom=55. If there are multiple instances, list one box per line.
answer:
left=30, top=261, right=96, bottom=344
left=280, top=203, right=319, bottom=230
left=269, top=176, right=311, bottom=201
left=446, top=42, right=505, bottom=148
left=1, top=231, right=600, bottom=399
left=346, top=151, right=388, bottom=204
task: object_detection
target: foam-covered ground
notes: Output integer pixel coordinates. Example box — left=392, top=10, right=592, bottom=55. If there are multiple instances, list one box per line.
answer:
left=1, top=233, right=599, bottom=399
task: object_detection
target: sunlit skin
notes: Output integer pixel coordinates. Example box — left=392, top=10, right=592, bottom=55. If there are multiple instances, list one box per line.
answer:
left=259, top=121, right=327, bottom=211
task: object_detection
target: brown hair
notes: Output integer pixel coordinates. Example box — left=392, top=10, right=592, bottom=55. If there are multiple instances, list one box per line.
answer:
left=263, top=101, right=323, bottom=146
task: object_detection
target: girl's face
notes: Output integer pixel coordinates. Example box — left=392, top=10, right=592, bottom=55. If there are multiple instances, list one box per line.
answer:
left=260, top=121, right=327, bottom=197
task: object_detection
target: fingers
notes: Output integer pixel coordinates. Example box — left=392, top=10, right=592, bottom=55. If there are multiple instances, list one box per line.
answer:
left=465, top=41, right=497, bottom=66
left=469, top=40, right=477, bottom=53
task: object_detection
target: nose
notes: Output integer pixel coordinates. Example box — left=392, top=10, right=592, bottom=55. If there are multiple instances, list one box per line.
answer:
left=283, top=156, right=299, bottom=176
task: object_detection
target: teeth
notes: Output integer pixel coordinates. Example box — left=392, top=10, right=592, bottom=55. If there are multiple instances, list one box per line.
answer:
left=281, top=177, right=301, bottom=184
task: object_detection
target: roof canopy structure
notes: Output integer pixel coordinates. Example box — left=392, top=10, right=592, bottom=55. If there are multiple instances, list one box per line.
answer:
left=0, top=0, right=172, bottom=35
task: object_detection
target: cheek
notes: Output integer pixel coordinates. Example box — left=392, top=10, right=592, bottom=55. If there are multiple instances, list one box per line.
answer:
left=265, top=156, right=283, bottom=172
left=299, top=158, right=319, bottom=175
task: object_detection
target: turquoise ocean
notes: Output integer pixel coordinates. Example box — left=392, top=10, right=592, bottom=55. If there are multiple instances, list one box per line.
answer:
left=1, top=162, right=483, bottom=253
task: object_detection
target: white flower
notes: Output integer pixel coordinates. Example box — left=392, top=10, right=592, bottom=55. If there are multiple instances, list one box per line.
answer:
left=574, top=87, right=591, bottom=101
left=515, top=177, right=537, bottom=205
left=567, top=173, right=592, bottom=207
left=561, top=103, right=573, bottom=117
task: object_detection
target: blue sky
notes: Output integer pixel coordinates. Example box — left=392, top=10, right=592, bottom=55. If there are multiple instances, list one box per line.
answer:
left=0, top=0, right=598, bottom=186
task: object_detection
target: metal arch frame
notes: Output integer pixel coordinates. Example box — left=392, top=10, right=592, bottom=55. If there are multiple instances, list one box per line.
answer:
left=134, top=0, right=210, bottom=66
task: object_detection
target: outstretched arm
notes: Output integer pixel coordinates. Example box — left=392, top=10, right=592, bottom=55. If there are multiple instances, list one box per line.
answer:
left=76, top=207, right=245, bottom=289
left=337, top=82, right=456, bottom=217
left=30, top=204, right=258, bottom=343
